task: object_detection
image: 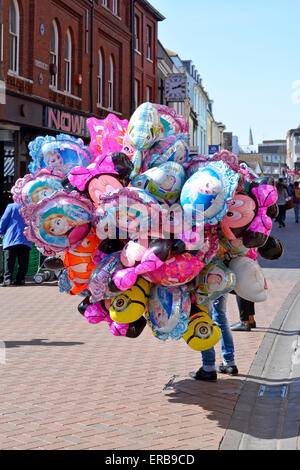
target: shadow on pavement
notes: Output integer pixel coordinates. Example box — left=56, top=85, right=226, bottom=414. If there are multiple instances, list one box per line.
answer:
left=251, top=327, right=300, bottom=336
left=165, top=375, right=300, bottom=441
left=3, top=338, right=84, bottom=348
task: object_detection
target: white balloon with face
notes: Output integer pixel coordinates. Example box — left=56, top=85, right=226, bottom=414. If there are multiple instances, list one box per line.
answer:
left=229, top=256, right=267, bottom=302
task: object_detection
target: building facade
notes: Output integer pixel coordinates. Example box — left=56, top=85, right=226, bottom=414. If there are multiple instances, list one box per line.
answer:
left=286, top=127, right=300, bottom=172
left=258, top=140, right=287, bottom=178
left=133, top=0, right=164, bottom=109
left=206, top=101, right=226, bottom=154
left=0, top=0, right=163, bottom=214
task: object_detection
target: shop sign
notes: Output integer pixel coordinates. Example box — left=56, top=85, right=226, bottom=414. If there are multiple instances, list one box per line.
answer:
left=43, top=106, right=89, bottom=137
left=208, top=145, right=219, bottom=154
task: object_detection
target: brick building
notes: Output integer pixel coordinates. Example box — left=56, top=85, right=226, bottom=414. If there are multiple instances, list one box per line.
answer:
left=133, top=0, right=164, bottom=108
left=0, top=0, right=163, bottom=214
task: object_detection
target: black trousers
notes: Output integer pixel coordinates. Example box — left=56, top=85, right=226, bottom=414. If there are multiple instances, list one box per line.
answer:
left=236, top=295, right=255, bottom=322
left=3, top=244, right=30, bottom=283
left=276, top=204, right=286, bottom=225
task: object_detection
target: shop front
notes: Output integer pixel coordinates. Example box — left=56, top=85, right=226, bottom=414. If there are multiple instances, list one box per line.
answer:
left=0, top=91, right=92, bottom=215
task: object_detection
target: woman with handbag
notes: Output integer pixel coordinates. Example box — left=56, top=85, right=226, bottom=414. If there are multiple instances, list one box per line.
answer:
left=275, top=179, right=289, bottom=228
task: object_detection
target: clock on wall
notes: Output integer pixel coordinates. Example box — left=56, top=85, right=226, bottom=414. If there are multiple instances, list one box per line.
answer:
left=165, top=74, right=187, bottom=102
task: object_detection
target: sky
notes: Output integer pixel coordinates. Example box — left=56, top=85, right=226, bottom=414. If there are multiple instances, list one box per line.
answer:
left=150, top=0, right=300, bottom=146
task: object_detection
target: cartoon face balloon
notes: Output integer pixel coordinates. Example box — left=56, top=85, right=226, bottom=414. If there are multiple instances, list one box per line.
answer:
left=109, top=278, right=151, bottom=324
left=21, top=190, right=94, bottom=252
left=220, top=193, right=256, bottom=240
left=180, top=161, right=240, bottom=226
left=131, top=162, right=185, bottom=205
left=147, top=285, right=191, bottom=341
left=182, top=306, right=221, bottom=351
left=28, top=134, right=92, bottom=175
left=11, top=168, right=64, bottom=206
left=194, top=256, right=236, bottom=305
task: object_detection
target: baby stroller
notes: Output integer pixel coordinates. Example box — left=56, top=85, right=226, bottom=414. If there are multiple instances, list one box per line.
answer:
left=33, top=252, right=61, bottom=284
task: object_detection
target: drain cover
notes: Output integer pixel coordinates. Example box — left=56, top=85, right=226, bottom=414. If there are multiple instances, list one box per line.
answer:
left=258, top=384, right=288, bottom=398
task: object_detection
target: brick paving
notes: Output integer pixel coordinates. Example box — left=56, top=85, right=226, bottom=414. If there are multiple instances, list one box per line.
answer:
left=0, top=277, right=295, bottom=450
left=0, top=210, right=298, bottom=450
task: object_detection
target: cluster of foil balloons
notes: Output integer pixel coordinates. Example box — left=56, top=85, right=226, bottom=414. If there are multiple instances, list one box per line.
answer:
left=12, top=102, right=284, bottom=351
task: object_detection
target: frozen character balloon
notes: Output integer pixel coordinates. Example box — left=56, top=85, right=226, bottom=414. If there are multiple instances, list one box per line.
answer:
left=180, top=161, right=240, bottom=226
left=28, top=134, right=92, bottom=175
left=21, top=190, right=95, bottom=253
left=11, top=168, right=64, bottom=206
left=147, top=285, right=191, bottom=341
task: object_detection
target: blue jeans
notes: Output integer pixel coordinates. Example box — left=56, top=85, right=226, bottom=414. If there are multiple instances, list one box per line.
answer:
left=294, top=203, right=300, bottom=222
left=201, top=294, right=235, bottom=370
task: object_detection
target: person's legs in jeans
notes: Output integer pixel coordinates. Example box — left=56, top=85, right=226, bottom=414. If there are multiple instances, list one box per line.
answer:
left=3, top=246, right=17, bottom=285
left=15, top=244, right=30, bottom=284
left=211, top=295, right=236, bottom=367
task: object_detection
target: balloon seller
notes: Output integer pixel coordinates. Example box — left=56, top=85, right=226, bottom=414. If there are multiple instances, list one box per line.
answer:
left=11, top=103, right=283, bottom=371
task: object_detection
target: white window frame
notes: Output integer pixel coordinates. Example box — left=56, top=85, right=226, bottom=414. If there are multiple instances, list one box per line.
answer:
left=108, top=56, right=114, bottom=110
left=146, top=86, right=151, bottom=103
left=134, top=79, right=139, bottom=109
left=9, top=0, right=20, bottom=74
left=0, top=23, right=3, bottom=62
left=146, top=25, right=152, bottom=61
left=112, top=0, right=118, bottom=15
left=97, top=49, right=103, bottom=106
left=134, top=15, right=139, bottom=52
left=50, top=20, right=58, bottom=88
left=64, top=29, right=72, bottom=93
left=102, top=0, right=108, bottom=6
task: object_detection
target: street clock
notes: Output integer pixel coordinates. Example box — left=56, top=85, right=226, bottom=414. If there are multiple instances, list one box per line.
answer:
left=165, top=74, right=187, bottom=102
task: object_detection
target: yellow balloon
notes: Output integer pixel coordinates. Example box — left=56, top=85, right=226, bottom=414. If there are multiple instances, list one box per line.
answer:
left=182, top=306, right=221, bottom=351
left=109, top=278, right=151, bottom=324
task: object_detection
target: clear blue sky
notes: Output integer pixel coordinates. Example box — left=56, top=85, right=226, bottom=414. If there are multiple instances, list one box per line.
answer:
left=150, top=0, right=300, bottom=145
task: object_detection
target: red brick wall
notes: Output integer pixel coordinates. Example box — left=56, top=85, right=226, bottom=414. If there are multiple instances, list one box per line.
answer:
left=134, top=1, right=159, bottom=105
left=1, top=0, right=132, bottom=119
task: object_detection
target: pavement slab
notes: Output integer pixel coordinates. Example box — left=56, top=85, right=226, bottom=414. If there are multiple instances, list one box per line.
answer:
left=0, top=210, right=299, bottom=450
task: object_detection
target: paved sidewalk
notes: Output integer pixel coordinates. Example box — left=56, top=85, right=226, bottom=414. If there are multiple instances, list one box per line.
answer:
left=0, top=210, right=298, bottom=450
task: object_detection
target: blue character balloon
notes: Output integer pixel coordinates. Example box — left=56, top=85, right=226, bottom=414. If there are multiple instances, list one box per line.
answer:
left=180, top=161, right=240, bottom=226
left=28, top=134, right=93, bottom=175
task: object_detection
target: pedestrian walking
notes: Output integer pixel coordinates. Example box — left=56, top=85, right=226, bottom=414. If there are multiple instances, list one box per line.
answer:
left=275, top=179, right=289, bottom=228
left=190, top=294, right=238, bottom=382
left=0, top=202, right=32, bottom=286
left=230, top=296, right=256, bottom=332
left=293, top=181, right=300, bottom=223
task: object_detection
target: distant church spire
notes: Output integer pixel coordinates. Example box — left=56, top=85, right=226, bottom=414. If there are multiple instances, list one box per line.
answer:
left=249, top=127, right=254, bottom=145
